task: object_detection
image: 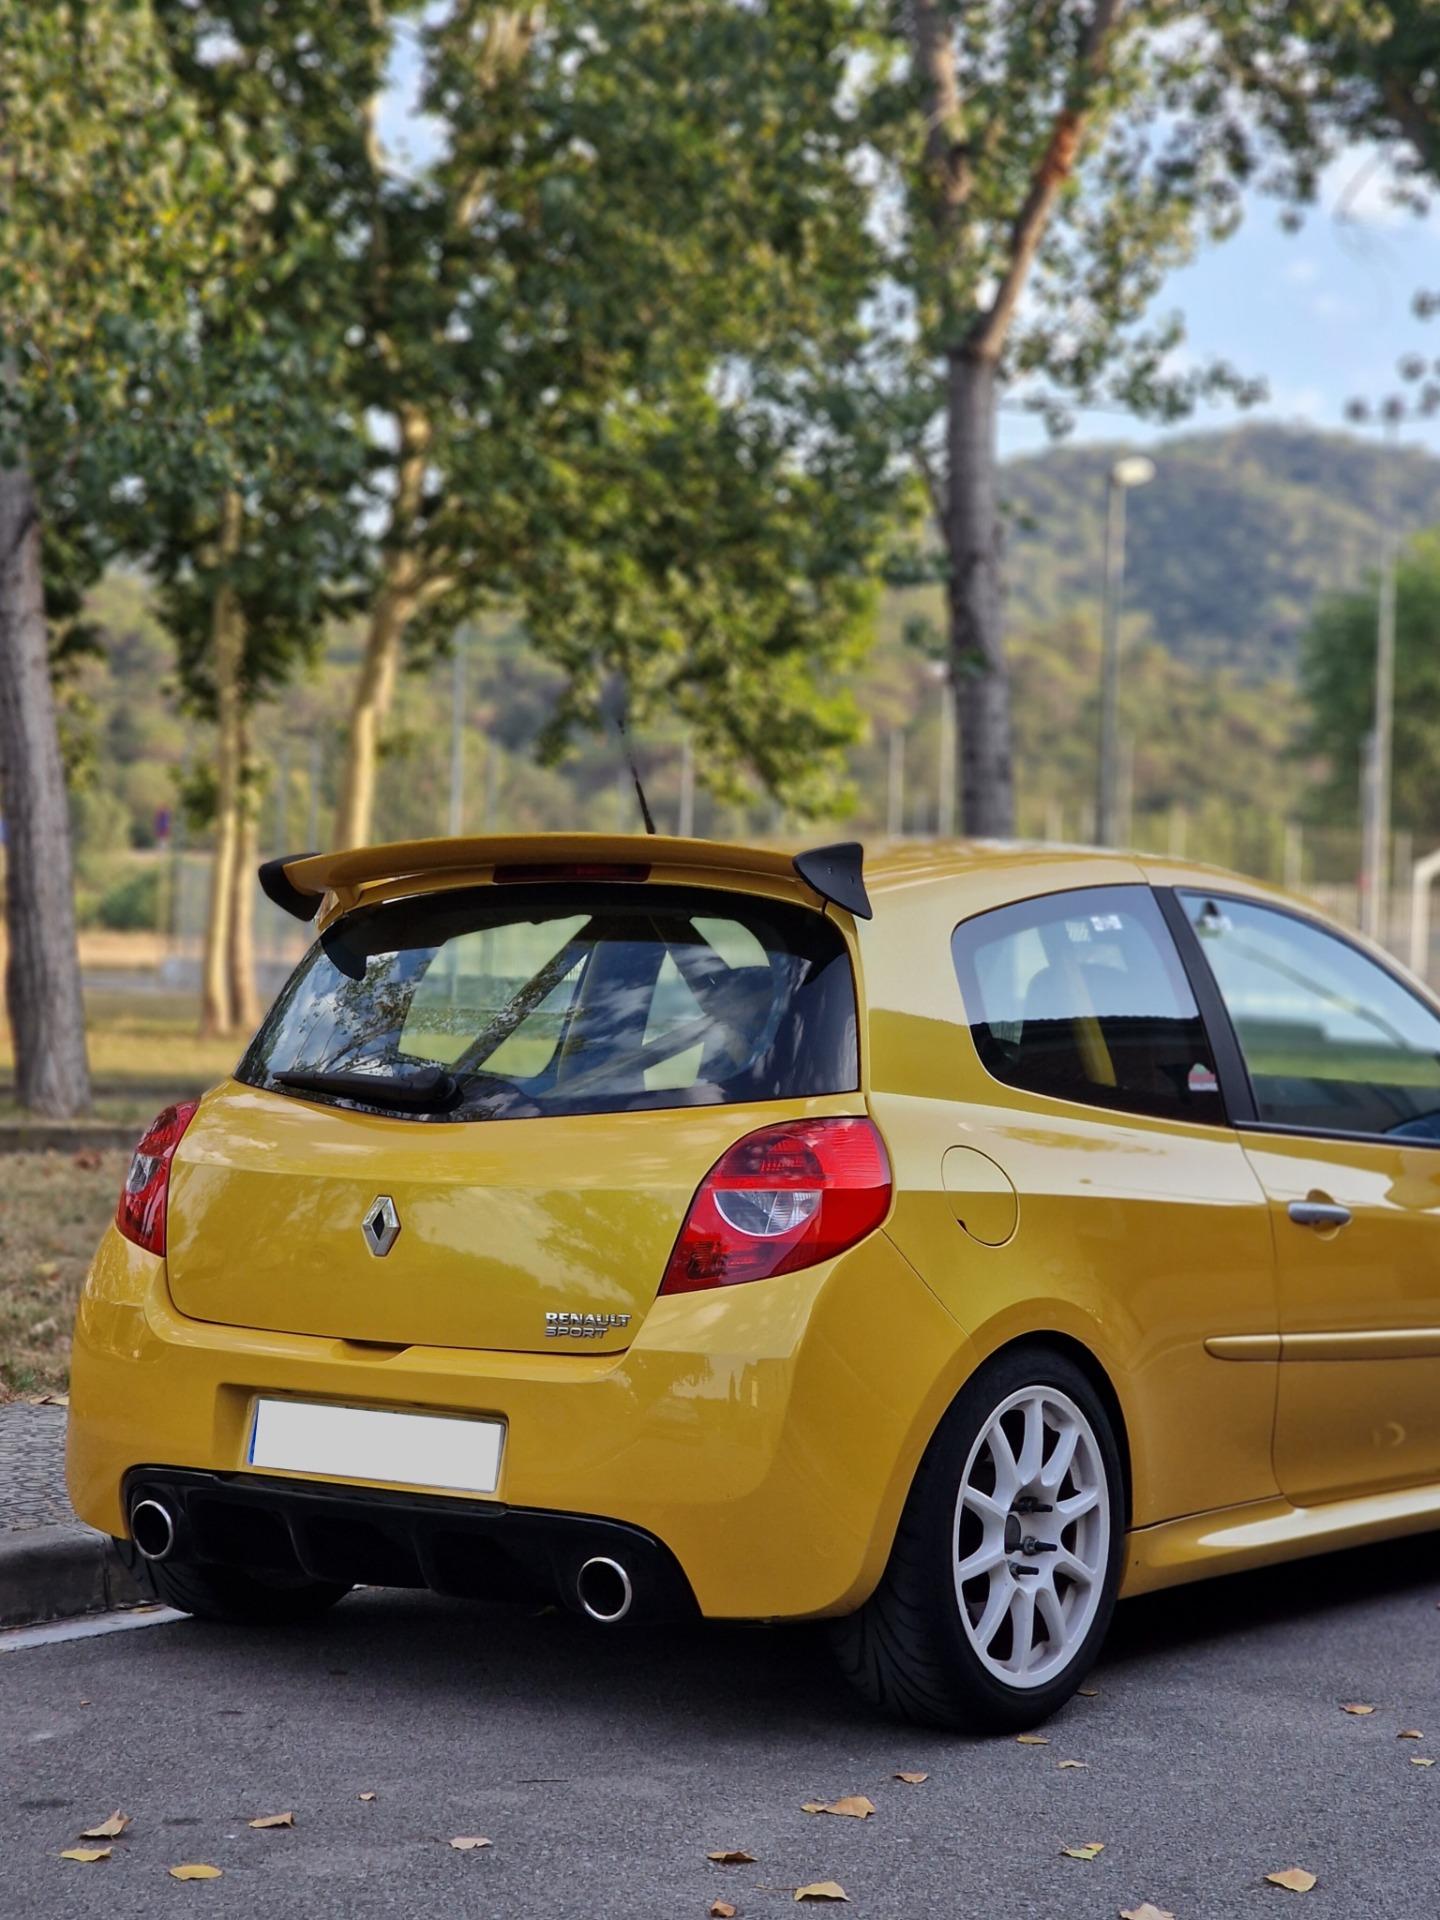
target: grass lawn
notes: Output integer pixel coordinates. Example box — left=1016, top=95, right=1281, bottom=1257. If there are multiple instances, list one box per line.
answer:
left=0, top=989, right=241, bottom=1090
left=0, top=1149, right=127, bottom=1401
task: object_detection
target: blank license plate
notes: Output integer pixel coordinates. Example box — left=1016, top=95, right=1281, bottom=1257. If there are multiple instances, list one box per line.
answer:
left=247, top=1398, right=504, bottom=1495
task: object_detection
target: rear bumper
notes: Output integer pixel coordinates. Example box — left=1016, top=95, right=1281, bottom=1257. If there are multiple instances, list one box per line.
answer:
left=120, top=1468, right=698, bottom=1620
left=68, top=1225, right=975, bottom=1620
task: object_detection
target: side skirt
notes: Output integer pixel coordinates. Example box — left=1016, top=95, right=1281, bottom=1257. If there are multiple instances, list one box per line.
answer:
left=1121, top=1478, right=1440, bottom=1599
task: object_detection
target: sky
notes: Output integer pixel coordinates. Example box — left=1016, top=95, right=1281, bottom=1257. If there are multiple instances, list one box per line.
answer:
left=997, top=149, right=1440, bottom=464
left=377, top=42, right=1440, bottom=469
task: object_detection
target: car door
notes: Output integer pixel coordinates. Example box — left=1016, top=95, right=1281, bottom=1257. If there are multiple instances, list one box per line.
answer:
left=880, top=881, right=1281, bottom=1530
left=1173, top=888, right=1440, bottom=1507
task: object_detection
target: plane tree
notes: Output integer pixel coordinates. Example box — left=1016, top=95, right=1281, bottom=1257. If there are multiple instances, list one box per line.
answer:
left=853, top=1, right=1298, bottom=836
left=0, top=0, right=222, bottom=1109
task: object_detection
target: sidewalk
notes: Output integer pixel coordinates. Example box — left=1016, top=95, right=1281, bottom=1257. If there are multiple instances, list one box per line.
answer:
left=0, top=1403, right=143, bottom=1627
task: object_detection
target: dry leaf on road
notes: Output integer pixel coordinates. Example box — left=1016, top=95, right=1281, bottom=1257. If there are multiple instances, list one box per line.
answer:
left=710, top=1904, right=738, bottom=1918
left=168, top=1864, right=223, bottom=1881
left=794, top=1884, right=848, bottom=1904
left=357, top=1792, right=376, bottom=1802
left=1077, top=1687, right=1101, bottom=1697
left=1060, top=1842, right=1106, bottom=1861
left=80, top=1812, right=129, bottom=1839
left=59, top=1849, right=111, bottom=1865
left=801, top=1797, right=875, bottom=1820
left=1398, top=1729, right=1424, bottom=1740
left=1266, top=1868, right=1317, bottom=1892
left=1015, top=1734, right=1049, bottom=1745
left=448, top=1837, right=492, bottom=1851
left=708, top=1850, right=757, bottom=1865
left=248, top=1812, right=294, bottom=1830
left=893, top=1772, right=928, bottom=1785
left=1340, top=1703, right=1375, bottom=1716
left=1119, top=1905, right=1175, bottom=1920
left=1058, top=1760, right=1089, bottom=1770
left=1410, top=1757, right=1435, bottom=1768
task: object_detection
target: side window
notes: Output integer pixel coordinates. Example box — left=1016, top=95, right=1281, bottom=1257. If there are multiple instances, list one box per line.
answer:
left=952, top=886, right=1224, bottom=1125
left=1181, top=892, right=1440, bottom=1140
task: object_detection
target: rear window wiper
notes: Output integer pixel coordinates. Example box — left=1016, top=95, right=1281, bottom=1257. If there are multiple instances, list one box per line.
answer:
left=274, top=1065, right=462, bottom=1113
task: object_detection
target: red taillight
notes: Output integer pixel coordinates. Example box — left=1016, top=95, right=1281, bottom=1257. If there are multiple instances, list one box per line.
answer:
left=659, top=1117, right=891, bottom=1295
left=115, top=1101, right=198, bottom=1256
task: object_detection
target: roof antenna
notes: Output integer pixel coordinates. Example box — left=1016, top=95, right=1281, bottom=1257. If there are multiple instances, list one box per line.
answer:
left=604, top=673, right=657, bottom=836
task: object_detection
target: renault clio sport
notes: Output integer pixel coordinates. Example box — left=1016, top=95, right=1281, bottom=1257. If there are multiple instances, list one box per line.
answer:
left=67, top=834, right=1440, bottom=1730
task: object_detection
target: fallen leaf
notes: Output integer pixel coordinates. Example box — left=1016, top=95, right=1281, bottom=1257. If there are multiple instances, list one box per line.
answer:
left=1266, top=1868, right=1317, bottom=1892
left=80, top=1811, right=130, bottom=1839
left=1340, top=1703, right=1375, bottom=1716
left=1411, top=1756, right=1436, bottom=1768
left=794, top=1885, right=848, bottom=1904
left=708, top=1850, right=756, bottom=1865
left=710, top=1904, right=738, bottom=1919
left=1398, top=1729, right=1424, bottom=1740
left=248, top=1812, right=294, bottom=1830
left=893, top=1771, right=928, bottom=1785
left=34, top=1260, right=58, bottom=1279
left=1119, top=1906, right=1175, bottom=1920
left=1061, top=1842, right=1106, bottom=1861
left=1077, top=1687, right=1101, bottom=1697
left=358, top=1791, right=376, bottom=1801
left=800, top=1797, right=875, bottom=1820
left=1016, top=1733, right=1050, bottom=1746
left=1058, top=1760, right=1089, bottom=1770
left=448, top=1837, right=492, bottom=1851
left=168, top=1864, right=223, bottom=1881
left=59, top=1849, right=111, bottom=1865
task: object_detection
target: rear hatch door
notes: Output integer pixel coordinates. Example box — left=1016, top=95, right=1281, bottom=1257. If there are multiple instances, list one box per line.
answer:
left=165, top=876, right=859, bottom=1353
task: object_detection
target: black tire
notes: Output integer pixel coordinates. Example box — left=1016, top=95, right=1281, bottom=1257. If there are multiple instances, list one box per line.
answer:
left=129, top=1552, right=351, bottom=1626
left=832, top=1345, right=1125, bottom=1733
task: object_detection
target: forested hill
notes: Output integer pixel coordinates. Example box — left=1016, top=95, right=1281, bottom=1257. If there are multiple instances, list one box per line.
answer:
left=1003, top=423, right=1440, bottom=679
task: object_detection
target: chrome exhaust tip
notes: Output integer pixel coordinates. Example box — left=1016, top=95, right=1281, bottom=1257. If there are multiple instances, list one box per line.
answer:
left=130, top=1497, right=177, bottom=1564
left=576, top=1555, right=633, bottom=1624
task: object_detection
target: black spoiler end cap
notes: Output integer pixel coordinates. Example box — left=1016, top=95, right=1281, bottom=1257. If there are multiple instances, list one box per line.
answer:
left=792, top=842, right=872, bottom=921
left=259, top=852, right=324, bottom=923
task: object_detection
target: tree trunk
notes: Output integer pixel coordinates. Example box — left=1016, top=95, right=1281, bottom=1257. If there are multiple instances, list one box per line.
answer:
left=200, top=491, right=245, bottom=1038
left=945, top=346, right=1014, bottom=838
left=227, top=716, right=261, bottom=1033
left=332, top=567, right=418, bottom=850
left=334, top=400, right=432, bottom=851
left=0, top=453, right=91, bottom=1116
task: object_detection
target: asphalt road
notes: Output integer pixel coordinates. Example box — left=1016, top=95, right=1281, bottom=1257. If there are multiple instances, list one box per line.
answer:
left=5, top=1537, right=1440, bottom=1919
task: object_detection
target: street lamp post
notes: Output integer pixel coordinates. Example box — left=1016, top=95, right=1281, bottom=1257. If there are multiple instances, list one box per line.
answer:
left=1345, top=343, right=1440, bottom=942
left=1095, top=454, right=1155, bottom=846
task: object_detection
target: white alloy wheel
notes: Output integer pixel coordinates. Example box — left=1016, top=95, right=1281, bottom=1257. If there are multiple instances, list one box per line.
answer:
left=951, top=1385, right=1110, bottom=1690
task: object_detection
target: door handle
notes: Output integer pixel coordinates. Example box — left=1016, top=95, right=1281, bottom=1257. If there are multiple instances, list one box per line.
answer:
left=1288, top=1200, right=1352, bottom=1231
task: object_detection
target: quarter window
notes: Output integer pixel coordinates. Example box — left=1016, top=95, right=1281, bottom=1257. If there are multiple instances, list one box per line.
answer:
left=1181, top=892, right=1440, bottom=1140
left=951, top=887, right=1224, bottom=1124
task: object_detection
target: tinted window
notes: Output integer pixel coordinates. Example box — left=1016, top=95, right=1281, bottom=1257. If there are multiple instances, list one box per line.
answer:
left=1182, top=892, right=1440, bottom=1139
left=952, top=886, right=1224, bottom=1124
left=241, top=883, right=857, bottom=1122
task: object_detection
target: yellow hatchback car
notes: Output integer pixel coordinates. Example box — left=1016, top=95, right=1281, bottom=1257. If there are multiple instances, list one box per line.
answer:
left=67, top=834, right=1440, bottom=1730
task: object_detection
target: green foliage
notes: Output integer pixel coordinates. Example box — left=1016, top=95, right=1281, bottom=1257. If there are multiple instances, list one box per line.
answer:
left=94, top=866, right=163, bottom=933
left=1299, top=531, right=1440, bottom=830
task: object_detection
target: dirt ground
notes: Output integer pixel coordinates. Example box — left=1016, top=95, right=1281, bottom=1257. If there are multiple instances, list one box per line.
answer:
left=0, top=1150, right=127, bottom=1400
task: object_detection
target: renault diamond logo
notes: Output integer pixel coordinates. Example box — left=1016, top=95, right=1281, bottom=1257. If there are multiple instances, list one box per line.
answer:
left=361, top=1194, right=401, bottom=1257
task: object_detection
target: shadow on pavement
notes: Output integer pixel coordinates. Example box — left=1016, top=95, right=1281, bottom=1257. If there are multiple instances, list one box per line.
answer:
left=1107, top=1528, right=1440, bottom=1668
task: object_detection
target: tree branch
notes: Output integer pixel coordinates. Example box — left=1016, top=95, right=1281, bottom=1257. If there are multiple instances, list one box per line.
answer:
left=969, top=0, right=1126, bottom=361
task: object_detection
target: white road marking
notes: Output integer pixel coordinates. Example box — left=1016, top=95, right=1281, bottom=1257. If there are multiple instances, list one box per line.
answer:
left=0, top=1606, right=183, bottom=1654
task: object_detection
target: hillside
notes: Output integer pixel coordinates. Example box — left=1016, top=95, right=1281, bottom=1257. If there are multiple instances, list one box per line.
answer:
left=1003, top=423, right=1440, bottom=679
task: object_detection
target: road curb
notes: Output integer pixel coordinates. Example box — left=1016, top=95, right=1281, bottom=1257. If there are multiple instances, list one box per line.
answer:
left=0, top=1523, right=146, bottom=1630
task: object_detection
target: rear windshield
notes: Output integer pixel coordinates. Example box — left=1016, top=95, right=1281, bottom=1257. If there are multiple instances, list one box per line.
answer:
left=239, top=882, right=858, bottom=1122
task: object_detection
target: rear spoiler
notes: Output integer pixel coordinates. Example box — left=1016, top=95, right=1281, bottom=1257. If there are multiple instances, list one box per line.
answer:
left=259, top=835, right=872, bottom=925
